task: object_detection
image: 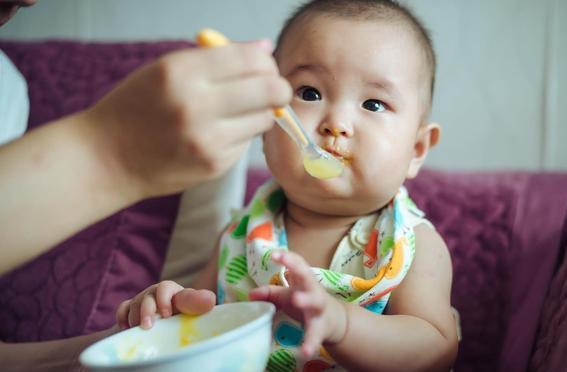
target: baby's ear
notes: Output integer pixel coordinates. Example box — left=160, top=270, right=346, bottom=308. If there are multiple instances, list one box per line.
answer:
left=406, top=122, right=441, bottom=179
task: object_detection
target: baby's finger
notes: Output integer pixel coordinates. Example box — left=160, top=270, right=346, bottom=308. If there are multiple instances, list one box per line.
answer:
left=273, top=251, right=317, bottom=289
left=292, top=290, right=326, bottom=313
left=248, top=285, right=290, bottom=309
left=155, top=280, right=184, bottom=318
left=127, top=299, right=141, bottom=328
left=301, top=317, right=326, bottom=358
left=116, top=299, right=132, bottom=329
left=139, top=294, right=158, bottom=329
left=172, top=289, right=216, bottom=316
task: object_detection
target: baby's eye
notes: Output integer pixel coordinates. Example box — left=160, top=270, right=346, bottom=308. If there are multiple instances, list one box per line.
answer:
left=362, top=99, right=386, bottom=112
left=297, top=86, right=322, bottom=101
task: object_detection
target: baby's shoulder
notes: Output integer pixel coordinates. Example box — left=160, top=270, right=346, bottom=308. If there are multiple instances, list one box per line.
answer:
left=412, top=223, right=452, bottom=276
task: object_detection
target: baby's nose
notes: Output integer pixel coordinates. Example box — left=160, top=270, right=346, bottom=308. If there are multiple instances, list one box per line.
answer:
left=329, top=128, right=344, bottom=137
left=321, top=125, right=352, bottom=137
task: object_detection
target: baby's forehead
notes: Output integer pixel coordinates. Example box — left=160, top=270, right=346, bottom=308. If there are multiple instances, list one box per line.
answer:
left=282, top=14, right=428, bottom=66
left=283, top=16, right=429, bottom=80
left=280, top=13, right=432, bottom=81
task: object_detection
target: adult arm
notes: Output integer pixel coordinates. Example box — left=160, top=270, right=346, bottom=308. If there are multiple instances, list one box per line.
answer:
left=0, top=326, right=118, bottom=372
left=0, top=43, right=291, bottom=274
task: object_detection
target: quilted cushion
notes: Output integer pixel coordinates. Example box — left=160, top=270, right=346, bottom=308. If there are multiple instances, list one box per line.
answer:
left=245, top=168, right=567, bottom=372
left=0, top=41, right=193, bottom=341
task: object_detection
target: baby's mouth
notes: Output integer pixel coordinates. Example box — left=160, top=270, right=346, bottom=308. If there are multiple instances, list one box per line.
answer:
left=323, top=146, right=352, bottom=164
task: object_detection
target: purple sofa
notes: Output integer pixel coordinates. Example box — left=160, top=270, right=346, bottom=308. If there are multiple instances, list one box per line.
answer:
left=1, top=40, right=566, bottom=372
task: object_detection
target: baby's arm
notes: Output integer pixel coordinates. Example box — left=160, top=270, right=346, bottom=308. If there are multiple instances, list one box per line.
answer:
left=116, top=242, right=220, bottom=330
left=326, top=224, right=458, bottom=371
left=251, top=225, right=457, bottom=371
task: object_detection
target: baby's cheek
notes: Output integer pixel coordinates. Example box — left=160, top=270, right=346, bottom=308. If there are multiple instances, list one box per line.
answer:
left=264, top=132, right=301, bottom=169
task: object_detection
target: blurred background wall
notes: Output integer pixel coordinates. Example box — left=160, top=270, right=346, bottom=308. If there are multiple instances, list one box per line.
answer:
left=1, top=0, right=565, bottom=171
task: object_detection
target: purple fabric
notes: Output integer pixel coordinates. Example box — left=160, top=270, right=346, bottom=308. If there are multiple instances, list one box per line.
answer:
left=0, top=41, right=195, bottom=341
left=529, top=221, right=567, bottom=372
left=245, top=168, right=567, bottom=372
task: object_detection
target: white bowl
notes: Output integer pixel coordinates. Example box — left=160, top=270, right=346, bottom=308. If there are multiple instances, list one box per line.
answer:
left=80, top=301, right=275, bottom=372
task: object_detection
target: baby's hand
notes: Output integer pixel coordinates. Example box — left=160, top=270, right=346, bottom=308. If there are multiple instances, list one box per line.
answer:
left=249, top=251, right=347, bottom=357
left=115, top=280, right=216, bottom=330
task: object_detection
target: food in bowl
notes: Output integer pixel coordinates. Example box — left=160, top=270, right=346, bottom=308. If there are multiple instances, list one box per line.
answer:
left=80, top=301, right=275, bottom=372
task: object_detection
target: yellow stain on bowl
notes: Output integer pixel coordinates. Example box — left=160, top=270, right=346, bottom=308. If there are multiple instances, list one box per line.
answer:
left=122, top=344, right=139, bottom=360
left=117, top=339, right=143, bottom=361
left=179, top=314, right=200, bottom=347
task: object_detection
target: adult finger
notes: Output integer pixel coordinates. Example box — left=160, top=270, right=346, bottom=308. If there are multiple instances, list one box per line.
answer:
left=172, top=289, right=216, bottom=316
left=214, top=110, right=274, bottom=146
left=212, top=74, right=292, bottom=117
left=185, top=42, right=279, bottom=81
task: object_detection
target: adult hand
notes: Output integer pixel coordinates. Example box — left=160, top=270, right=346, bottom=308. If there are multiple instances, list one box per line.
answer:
left=0, top=41, right=291, bottom=274
left=87, top=41, right=292, bottom=199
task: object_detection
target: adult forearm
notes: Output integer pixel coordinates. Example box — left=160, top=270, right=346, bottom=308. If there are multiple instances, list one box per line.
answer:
left=0, top=326, right=118, bottom=372
left=0, top=111, right=139, bottom=275
left=325, top=304, right=457, bottom=372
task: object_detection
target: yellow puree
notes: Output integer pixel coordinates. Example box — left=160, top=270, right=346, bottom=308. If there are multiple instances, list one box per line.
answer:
left=179, top=315, right=199, bottom=347
left=303, top=155, right=344, bottom=179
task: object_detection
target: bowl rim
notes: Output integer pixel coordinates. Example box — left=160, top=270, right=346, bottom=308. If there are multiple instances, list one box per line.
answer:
left=79, top=301, right=275, bottom=369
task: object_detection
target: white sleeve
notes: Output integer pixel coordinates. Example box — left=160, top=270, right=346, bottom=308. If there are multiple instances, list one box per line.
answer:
left=160, top=156, right=248, bottom=287
left=0, top=50, right=29, bottom=145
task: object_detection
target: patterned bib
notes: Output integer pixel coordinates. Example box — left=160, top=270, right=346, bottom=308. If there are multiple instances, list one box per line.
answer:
left=217, top=179, right=429, bottom=371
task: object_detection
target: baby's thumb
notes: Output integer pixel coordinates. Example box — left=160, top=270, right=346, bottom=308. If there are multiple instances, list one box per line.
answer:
left=172, top=289, right=216, bottom=316
left=249, top=285, right=288, bottom=308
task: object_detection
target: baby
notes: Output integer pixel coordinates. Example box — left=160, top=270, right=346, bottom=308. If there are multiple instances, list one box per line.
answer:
left=117, top=0, right=458, bottom=370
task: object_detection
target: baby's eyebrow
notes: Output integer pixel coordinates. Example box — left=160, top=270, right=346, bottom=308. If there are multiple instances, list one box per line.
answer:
left=367, top=79, right=400, bottom=102
left=288, top=64, right=328, bottom=77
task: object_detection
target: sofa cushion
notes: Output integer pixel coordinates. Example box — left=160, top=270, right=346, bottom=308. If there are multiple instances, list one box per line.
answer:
left=0, top=41, right=191, bottom=342
left=529, top=218, right=567, bottom=372
left=407, top=171, right=567, bottom=372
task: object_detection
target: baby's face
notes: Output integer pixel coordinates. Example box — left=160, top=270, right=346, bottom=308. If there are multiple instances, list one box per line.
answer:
left=264, top=15, right=431, bottom=215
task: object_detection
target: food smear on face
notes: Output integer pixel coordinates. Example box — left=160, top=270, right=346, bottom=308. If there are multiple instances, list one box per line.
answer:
left=179, top=315, right=200, bottom=347
left=303, top=154, right=344, bottom=179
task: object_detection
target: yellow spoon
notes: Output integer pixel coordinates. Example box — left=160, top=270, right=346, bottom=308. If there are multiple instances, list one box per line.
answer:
left=196, top=28, right=344, bottom=179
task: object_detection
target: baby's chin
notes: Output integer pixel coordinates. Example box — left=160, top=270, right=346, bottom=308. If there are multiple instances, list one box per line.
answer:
left=294, top=196, right=383, bottom=218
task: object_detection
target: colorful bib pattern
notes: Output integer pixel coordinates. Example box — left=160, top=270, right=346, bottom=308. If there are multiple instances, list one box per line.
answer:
left=217, top=179, right=429, bottom=371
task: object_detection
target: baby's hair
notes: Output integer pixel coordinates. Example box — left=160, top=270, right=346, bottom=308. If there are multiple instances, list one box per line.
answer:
left=275, top=0, right=436, bottom=108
